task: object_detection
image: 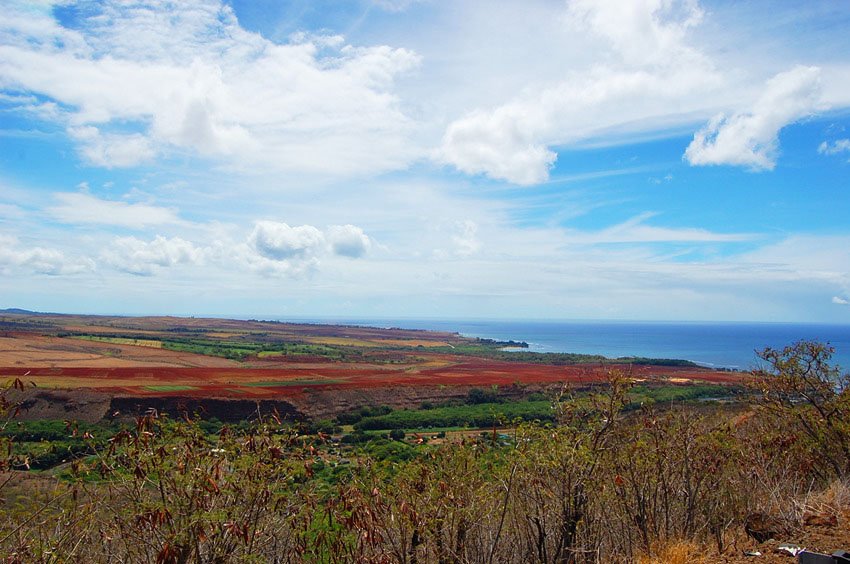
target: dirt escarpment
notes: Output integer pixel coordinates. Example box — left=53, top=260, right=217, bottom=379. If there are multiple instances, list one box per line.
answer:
left=7, top=389, right=306, bottom=423
left=9, top=389, right=112, bottom=423
left=108, top=396, right=306, bottom=423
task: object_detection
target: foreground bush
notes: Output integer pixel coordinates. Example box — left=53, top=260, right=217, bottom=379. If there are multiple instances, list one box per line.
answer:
left=0, top=341, right=848, bottom=562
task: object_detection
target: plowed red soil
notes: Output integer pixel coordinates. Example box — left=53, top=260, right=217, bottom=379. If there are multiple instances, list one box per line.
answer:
left=1, top=312, right=745, bottom=413
left=0, top=359, right=743, bottom=399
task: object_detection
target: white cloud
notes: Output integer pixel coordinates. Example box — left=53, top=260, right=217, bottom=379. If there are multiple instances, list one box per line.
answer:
left=439, top=113, right=557, bottom=185
left=564, top=213, right=754, bottom=244
left=733, top=235, right=850, bottom=286
left=0, top=0, right=421, bottom=176
left=101, top=235, right=205, bottom=276
left=0, top=234, right=94, bottom=275
left=48, top=192, right=180, bottom=228
left=566, top=0, right=706, bottom=68
left=69, top=126, right=156, bottom=168
left=819, top=138, right=850, bottom=156
left=437, top=0, right=724, bottom=185
left=0, top=203, right=25, bottom=220
left=371, top=0, right=424, bottom=12
left=249, top=221, right=325, bottom=261
left=244, top=220, right=373, bottom=276
left=327, top=224, right=372, bottom=258
left=833, top=296, right=849, bottom=305
left=684, top=66, right=822, bottom=170
left=452, top=220, right=481, bottom=257
left=236, top=245, right=320, bottom=279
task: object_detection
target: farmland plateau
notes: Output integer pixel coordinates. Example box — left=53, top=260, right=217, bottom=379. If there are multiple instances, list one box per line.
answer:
left=0, top=310, right=739, bottom=422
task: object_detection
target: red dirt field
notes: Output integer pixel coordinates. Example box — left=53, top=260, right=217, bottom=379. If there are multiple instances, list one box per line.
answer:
left=0, top=358, right=743, bottom=400
left=1, top=311, right=746, bottom=421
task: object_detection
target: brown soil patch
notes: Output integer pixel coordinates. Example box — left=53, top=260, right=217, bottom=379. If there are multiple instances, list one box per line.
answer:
left=712, top=513, right=850, bottom=562
left=0, top=334, right=239, bottom=368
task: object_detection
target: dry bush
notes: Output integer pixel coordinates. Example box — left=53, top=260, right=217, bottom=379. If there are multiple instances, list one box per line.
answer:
left=591, top=406, right=745, bottom=558
left=2, top=342, right=850, bottom=562
left=1, top=412, right=336, bottom=563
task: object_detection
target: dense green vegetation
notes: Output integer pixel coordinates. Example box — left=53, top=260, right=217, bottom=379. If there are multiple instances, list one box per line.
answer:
left=338, top=384, right=735, bottom=433
left=353, top=400, right=553, bottom=431
left=625, top=383, right=738, bottom=407
left=469, top=349, right=700, bottom=366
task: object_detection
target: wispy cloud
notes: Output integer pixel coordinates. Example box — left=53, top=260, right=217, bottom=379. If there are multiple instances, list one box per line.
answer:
left=69, top=126, right=157, bottom=168
left=48, top=192, right=181, bottom=228
left=563, top=213, right=755, bottom=245
left=819, top=138, right=850, bottom=156
left=685, top=66, right=823, bottom=170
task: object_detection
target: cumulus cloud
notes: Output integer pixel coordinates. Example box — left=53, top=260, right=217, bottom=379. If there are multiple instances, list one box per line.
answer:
left=819, top=139, right=850, bottom=156
left=439, top=113, right=557, bottom=185
left=0, top=0, right=421, bottom=176
left=101, top=235, right=205, bottom=276
left=327, top=224, right=372, bottom=258
left=833, top=296, right=850, bottom=305
left=0, top=234, right=94, bottom=275
left=244, top=221, right=372, bottom=276
left=249, top=222, right=326, bottom=261
left=48, top=192, right=180, bottom=228
left=684, top=66, right=822, bottom=170
left=438, top=0, right=723, bottom=185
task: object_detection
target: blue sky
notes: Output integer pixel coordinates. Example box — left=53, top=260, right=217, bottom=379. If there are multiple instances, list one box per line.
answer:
left=1, top=0, right=850, bottom=322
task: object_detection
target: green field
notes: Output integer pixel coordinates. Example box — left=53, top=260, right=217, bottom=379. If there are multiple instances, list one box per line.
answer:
left=72, top=335, right=162, bottom=348
left=144, top=385, right=198, bottom=392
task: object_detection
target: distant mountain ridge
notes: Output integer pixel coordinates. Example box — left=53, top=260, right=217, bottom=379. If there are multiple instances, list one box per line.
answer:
left=0, top=308, right=46, bottom=315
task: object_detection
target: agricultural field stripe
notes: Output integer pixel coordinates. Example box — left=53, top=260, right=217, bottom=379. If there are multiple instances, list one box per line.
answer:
left=242, top=379, right=345, bottom=387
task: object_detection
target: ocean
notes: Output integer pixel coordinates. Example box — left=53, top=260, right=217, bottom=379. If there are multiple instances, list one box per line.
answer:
left=279, top=318, right=850, bottom=371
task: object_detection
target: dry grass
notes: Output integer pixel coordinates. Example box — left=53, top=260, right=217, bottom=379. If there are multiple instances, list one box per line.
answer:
left=637, top=540, right=707, bottom=564
left=803, top=479, right=850, bottom=519
left=0, top=334, right=238, bottom=368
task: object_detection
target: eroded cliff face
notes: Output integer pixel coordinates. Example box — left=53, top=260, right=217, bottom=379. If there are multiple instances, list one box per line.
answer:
left=107, top=396, right=306, bottom=422
left=8, top=389, right=112, bottom=423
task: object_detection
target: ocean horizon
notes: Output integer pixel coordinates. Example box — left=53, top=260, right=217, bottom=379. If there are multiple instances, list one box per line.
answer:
left=272, top=317, right=850, bottom=371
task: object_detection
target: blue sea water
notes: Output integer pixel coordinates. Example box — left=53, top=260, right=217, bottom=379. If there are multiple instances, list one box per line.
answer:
left=280, top=318, right=850, bottom=371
